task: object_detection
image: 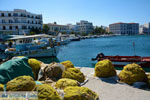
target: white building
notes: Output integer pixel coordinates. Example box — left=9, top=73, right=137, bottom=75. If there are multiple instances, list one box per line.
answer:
left=139, top=25, right=144, bottom=34
left=141, top=23, right=150, bottom=34
left=76, top=20, right=94, bottom=34
left=109, top=22, right=139, bottom=35
left=67, top=24, right=80, bottom=33
left=0, top=9, right=43, bottom=35
left=46, top=22, right=69, bottom=35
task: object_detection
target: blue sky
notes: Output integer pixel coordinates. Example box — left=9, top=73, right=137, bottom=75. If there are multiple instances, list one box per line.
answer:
left=0, top=0, right=150, bottom=26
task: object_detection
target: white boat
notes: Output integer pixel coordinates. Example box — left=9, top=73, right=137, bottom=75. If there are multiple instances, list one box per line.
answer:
left=55, top=33, right=71, bottom=45
left=5, top=34, right=60, bottom=58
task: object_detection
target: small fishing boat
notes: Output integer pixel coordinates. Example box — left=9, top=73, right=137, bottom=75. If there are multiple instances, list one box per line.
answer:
left=70, top=37, right=80, bottom=41
left=92, top=53, right=150, bottom=68
left=55, top=33, right=71, bottom=45
left=4, top=34, right=60, bottom=58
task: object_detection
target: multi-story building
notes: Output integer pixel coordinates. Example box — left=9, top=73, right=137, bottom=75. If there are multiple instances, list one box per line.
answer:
left=109, top=22, right=139, bottom=35
left=0, top=9, right=43, bottom=35
left=67, top=24, right=80, bottom=33
left=139, top=25, right=144, bottom=34
left=141, top=23, right=150, bottom=34
left=76, top=20, right=94, bottom=34
left=46, top=22, right=69, bottom=35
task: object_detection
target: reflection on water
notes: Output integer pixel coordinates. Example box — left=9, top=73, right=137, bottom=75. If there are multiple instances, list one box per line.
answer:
left=35, top=57, right=60, bottom=64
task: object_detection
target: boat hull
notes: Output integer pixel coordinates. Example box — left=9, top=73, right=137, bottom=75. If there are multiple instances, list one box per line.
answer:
left=95, top=55, right=150, bottom=68
left=6, top=46, right=60, bottom=58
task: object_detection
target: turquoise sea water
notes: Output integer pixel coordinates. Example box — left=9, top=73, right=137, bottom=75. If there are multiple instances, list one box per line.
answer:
left=37, top=35, right=150, bottom=71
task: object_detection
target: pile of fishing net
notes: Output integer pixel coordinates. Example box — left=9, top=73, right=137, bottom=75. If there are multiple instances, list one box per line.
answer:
left=147, top=73, right=150, bottom=87
left=38, top=62, right=65, bottom=82
left=119, top=63, right=148, bottom=85
left=0, top=84, right=3, bottom=91
left=35, top=84, right=62, bottom=100
left=0, top=58, right=99, bottom=100
left=55, top=78, right=79, bottom=89
left=63, top=86, right=99, bottom=100
left=28, top=58, right=43, bottom=80
left=62, top=68, right=85, bottom=83
left=60, top=60, right=74, bottom=69
left=35, top=84, right=99, bottom=100
left=6, top=76, right=36, bottom=91
left=94, top=59, right=116, bottom=78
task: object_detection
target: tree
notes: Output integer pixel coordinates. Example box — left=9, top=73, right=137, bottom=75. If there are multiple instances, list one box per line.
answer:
left=93, top=26, right=106, bottom=35
left=43, top=24, right=50, bottom=34
left=29, top=31, right=36, bottom=35
left=109, top=32, right=113, bottom=34
left=80, top=32, right=88, bottom=36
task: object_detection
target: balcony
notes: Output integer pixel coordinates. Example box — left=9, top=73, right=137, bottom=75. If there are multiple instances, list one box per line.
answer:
left=0, top=15, right=42, bottom=20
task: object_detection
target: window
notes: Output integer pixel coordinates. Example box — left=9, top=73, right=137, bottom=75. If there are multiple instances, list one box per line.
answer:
left=9, top=26, right=12, bottom=30
left=20, top=14, right=23, bottom=17
left=2, top=20, right=5, bottom=23
left=27, top=15, right=30, bottom=18
left=28, top=20, right=30, bottom=23
left=13, top=13, right=18, bottom=16
left=1, top=13, right=4, bottom=17
left=21, top=13, right=26, bottom=17
left=19, top=41, right=22, bottom=43
left=3, top=26, right=6, bottom=30
left=16, top=26, right=18, bottom=29
left=9, top=20, right=13, bottom=23
left=22, top=26, right=27, bottom=29
left=14, top=19, right=19, bottom=23
left=8, top=13, right=11, bottom=17
left=32, top=21, right=33, bottom=24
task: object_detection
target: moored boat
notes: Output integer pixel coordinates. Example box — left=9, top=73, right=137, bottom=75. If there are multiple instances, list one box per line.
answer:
left=70, top=37, right=80, bottom=41
left=92, top=53, right=150, bottom=68
left=4, top=34, right=60, bottom=58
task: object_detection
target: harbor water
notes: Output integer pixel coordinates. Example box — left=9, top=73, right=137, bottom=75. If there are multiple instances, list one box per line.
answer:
left=37, top=35, right=150, bottom=71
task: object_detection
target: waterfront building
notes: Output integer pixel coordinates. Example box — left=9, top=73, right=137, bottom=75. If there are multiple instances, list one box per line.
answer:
left=67, top=24, right=80, bottom=33
left=141, top=23, right=150, bottom=34
left=0, top=9, right=43, bottom=35
left=47, top=22, right=70, bottom=35
left=109, top=22, right=139, bottom=35
left=139, top=25, right=144, bottom=34
left=76, top=20, right=94, bottom=34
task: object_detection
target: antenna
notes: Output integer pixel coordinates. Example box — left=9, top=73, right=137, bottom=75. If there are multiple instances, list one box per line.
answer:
left=133, top=42, right=136, bottom=56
